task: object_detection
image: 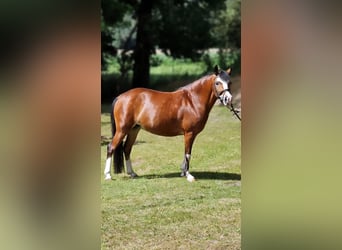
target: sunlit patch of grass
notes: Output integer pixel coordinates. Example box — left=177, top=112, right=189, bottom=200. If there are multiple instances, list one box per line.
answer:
left=101, top=105, right=241, bottom=249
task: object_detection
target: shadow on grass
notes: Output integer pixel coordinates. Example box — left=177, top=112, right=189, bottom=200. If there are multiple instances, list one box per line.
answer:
left=100, top=139, right=147, bottom=146
left=141, top=171, right=241, bottom=181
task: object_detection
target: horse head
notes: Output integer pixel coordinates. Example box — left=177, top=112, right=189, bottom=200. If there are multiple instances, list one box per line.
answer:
left=213, top=65, right=233, bottom=106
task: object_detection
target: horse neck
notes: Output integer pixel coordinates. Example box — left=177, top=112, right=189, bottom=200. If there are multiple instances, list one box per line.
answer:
left=190, top=75, right=217, bottom=111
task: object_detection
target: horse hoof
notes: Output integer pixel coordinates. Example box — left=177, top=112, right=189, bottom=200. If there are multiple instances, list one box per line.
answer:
left=180, top=172, right=186, bottom=177
left=130, top=173, right=138, bottom=178
left=187, top=174, right=195, bottom=182
left=104, top=174, right=112, bottom=180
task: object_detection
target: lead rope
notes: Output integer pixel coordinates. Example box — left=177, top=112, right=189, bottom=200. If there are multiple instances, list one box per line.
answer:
left=213, top=82, right=241, bottom=121
left=229, top=103, right=241, bottom=121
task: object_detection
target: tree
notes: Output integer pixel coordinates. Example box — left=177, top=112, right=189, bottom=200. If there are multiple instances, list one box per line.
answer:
left=132, top=0, right=155, bottom=88
left=212, top=0, right=241, bottom=49
left=155, top=0, right=224, bottom=59
left=101, top=0, right=125, bottom=71
left=101, top=0, right=239, bottom=89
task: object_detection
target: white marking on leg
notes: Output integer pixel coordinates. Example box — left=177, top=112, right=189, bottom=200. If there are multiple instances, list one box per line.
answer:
left=185, top=154, right=191, bottom=161
left=186, top=171, right=195, bottom=182
left=104, top=156, right=112, bottom=180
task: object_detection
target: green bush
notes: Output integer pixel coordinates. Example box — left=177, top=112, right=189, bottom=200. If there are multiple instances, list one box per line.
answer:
left=150, top=54, right=164, bottom=67
left=202, top=49, right=240, bottom=75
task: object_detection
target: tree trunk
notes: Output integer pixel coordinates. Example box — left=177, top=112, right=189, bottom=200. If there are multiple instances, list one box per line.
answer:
left=132, top=0, right=154, bottom=88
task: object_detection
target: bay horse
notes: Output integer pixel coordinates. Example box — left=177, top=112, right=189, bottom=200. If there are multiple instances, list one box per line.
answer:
left=104, top=65, right=233, bottom=182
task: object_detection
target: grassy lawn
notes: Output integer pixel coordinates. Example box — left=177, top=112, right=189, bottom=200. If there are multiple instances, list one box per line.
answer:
left=101, top=104, right=241, bottom=249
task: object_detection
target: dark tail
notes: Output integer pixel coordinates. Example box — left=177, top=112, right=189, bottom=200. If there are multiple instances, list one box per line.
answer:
left=111, top=98, right=124, bottom=174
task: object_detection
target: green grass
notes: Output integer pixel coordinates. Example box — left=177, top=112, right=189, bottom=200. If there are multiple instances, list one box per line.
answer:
left=150, top=55, right=205, bottom=75
left=101, top=104, right=241, bottom=249
left=106, top=54, right=206, bottom=76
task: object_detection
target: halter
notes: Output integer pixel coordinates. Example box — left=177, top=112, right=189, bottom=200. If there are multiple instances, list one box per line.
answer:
left=213, top=80, right=230, bottom=105
left=213, top=80, right=242, bottom=121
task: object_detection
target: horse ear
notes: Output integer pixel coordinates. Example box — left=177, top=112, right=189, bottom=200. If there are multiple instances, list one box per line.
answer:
left=214, top=65, right=219, bottom=75
left=226, top=68, right=232, bottom=75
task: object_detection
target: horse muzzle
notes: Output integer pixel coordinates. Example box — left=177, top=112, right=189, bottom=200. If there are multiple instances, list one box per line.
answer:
left=219, top=90, right=232, bottom=106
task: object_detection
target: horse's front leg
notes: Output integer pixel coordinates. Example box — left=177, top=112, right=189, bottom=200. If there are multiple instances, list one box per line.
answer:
left=181, top=132, right=196, bottom=182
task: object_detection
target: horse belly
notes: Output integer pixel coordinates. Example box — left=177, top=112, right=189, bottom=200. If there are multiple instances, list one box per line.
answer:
left=137, top=108, right=183, bottom=136
left=139, top=118, right=183, bottom=136
left=144, top=126, right=183, bottom=137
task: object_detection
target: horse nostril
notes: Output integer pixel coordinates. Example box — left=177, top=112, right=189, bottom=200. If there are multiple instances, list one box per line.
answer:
left=222, top=96, right=227, bottom=105
left=226, top=96, right=232, bottom=105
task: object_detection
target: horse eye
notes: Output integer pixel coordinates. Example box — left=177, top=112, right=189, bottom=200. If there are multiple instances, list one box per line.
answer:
left=215, top=82, right=219, bottom=85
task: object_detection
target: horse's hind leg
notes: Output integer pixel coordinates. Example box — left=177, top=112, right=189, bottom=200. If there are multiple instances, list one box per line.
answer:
left=104, top=131, right=126, bottom=180
left=124, top=126, right=141, bottom=178
left=104, top=143, right=113, bottom=180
